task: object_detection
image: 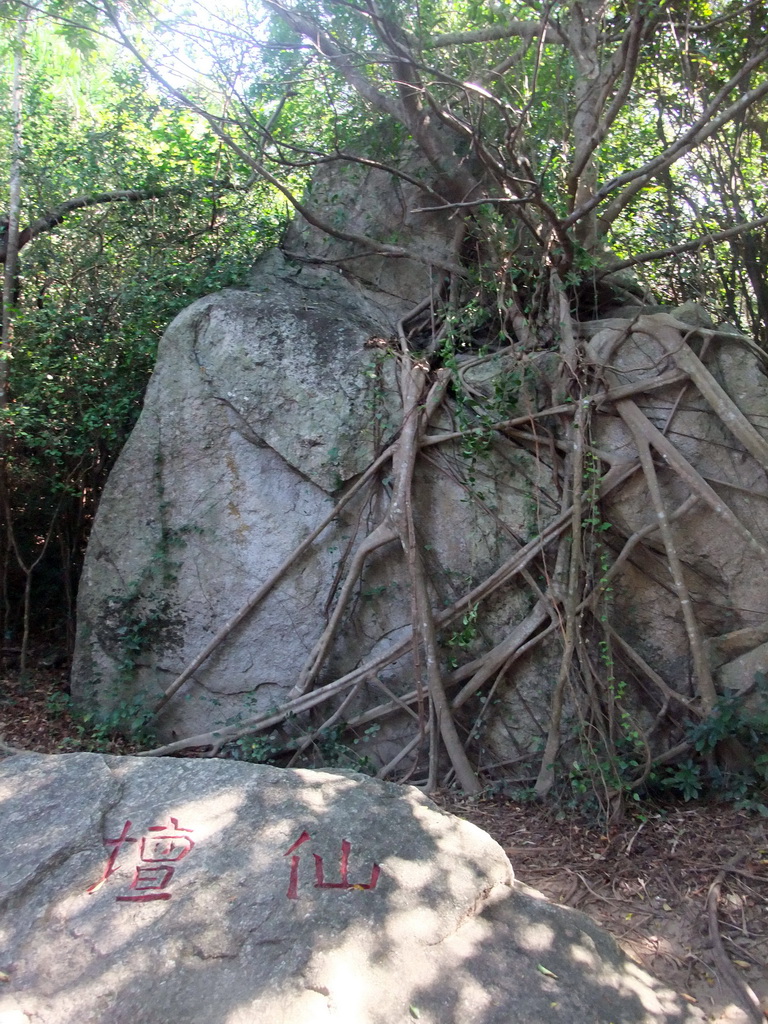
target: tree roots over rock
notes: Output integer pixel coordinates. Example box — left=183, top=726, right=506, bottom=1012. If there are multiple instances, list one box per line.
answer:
left=135, top=291, right=768, bottom=818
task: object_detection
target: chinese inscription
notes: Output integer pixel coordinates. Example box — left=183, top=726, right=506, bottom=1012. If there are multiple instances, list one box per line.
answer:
left=284, top=831, right=381, bottom=900
left=88, top=817, right=195, bottom=902
left=88, top=819, right=380, bottom=904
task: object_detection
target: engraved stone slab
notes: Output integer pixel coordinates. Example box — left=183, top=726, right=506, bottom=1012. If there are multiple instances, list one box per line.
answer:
left=0, top=753, right=702, bottom=1024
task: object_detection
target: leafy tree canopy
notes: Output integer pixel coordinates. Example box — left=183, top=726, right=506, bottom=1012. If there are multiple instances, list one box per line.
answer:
left=0, top=0, right=288, bottom=651
left=69, top=0, right=768, bottom=344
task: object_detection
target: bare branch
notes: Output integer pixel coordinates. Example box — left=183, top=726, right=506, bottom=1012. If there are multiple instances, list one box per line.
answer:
left=680, top=1, right=765, bottom=34
left=410, top=195, right=534, bottom=213
left=0, top=185, right=227, bottom=264
left=597, top=212, right=768, bottom=278
left=566, top=48, right=768, bottom=231
left=421, top=20, right=564, bottom=48
left=534, top=356, right=588, bottom=799
left=645, top=315, right=768, bottom=470
left=261, top=0, right=405, bottom=121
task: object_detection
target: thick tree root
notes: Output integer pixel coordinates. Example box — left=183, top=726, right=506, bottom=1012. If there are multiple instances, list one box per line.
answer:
left=138, top=312, right=768, bottom=803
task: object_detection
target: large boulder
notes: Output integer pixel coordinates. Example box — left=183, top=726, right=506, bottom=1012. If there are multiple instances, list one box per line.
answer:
left=72, top=255, right=403, bottom=740
left=72, top=216, right=768, bottom=779
left=0, top=752, right=702, bottom=1024
left=71, top=252, right=556, bottom=753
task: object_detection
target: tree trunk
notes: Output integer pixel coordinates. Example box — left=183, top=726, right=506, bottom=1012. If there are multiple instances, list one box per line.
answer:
left=1, top=10, right=28, bottom=410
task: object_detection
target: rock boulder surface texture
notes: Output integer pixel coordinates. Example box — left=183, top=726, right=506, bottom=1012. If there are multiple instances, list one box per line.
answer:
left=71, top=255, right=404, bottom=740
left=0, top=752, right=702, bottom=1024
left=71, top=250, right=556, bottom=752
left=71, top=163, right=768, bottom=775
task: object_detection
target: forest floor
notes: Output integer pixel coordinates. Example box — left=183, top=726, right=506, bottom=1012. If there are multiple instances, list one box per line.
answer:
left=441, top=794, right=768, bottom=1024
left=1, top=657, right=767, bottom=1023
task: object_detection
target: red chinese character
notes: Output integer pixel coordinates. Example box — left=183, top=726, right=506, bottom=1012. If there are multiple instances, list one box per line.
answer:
left=314, top=839, right=381, bottom=891
left=284, top=831, right=311, bottom=900
left=89, top=817, right=195, bottom=902
left=117, top=865, right=175, bottom=902
left=284, top=832, right=380, bottom=900
left=87, top=820, right=137, bottom=894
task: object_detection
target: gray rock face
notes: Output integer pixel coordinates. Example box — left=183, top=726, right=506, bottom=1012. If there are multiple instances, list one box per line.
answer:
left=0, top=752, right=702, bottom=1024
left=71, top=252, right=556, bottom=750
left=72, top=256, right=403, bottom=737
left=282, top=155, right=459, bottom=309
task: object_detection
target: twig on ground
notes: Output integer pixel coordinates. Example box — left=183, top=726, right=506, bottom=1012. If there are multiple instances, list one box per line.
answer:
left=706, top=853, right=764, bottom=1023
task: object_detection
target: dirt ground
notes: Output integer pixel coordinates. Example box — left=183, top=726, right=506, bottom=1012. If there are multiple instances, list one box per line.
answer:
left=439, top=796, right=768, bottom=1022
left=2, top=660, right=767, bottom=1023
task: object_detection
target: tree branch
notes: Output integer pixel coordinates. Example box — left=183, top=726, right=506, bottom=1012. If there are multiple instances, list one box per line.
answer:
left=261, top=0, right=406, bottom=122
left=0, top=185, right=228, bottom=264
left=420, top=20, right=564, bottom=48
left=596, top=212, right=768, bottom=278
left=566, top=7, right=646, bottom=191
left=566, top=47, right=768, bottom=231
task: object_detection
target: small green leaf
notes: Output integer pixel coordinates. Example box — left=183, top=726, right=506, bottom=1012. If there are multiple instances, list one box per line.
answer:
left=537, top=964, right=558, bottom=979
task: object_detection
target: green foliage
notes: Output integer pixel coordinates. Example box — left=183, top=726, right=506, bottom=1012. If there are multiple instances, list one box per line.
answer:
left=438, top=333, right=523, bottom=497
left=688, top=680, right=768, bottom=755
left=107, top=467, right=194, bottom=689
left=228, top=722, right=379, bottom=775
left=563, top=660, right=768, bottom=819
left=660, top=673, right=768, bottom=813
left=0, top=20, right=288, bottom=639
left=75, top=697, right=156, bottom=750
left=446, top=603, right=479, bottom=668
left=312, top=723, right=378, bottom=774
left=567, top=683, right=647, bottom=819
left=661, top=759, right=704, bottom=803
left=231, top=732, right=284, bottom=764
left=48, top=689, right=156, bottom=751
